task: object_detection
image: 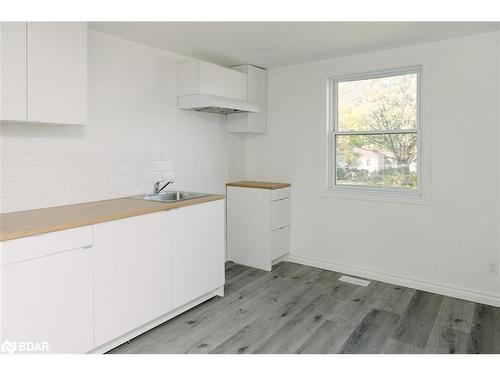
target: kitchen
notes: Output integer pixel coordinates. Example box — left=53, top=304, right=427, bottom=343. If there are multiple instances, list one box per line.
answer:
left=1, top=2, right=500, bottom=372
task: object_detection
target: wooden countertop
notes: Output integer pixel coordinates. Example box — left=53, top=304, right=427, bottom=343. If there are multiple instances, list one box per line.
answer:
left=226, top=181, right=291, bottom=190
left=0, top=194, right=225, bottom=242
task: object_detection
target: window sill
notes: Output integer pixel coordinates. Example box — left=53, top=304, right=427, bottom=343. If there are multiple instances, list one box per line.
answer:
left=321, top=187, right=431, bottom=205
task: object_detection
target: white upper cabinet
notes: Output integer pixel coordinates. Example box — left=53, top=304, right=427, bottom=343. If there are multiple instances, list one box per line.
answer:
left=177, top=61, right=247, bottom=100
left=0, top=22, right=87, bottom=125
left=226, top=65, right=267, bottom=133
left=0, top=22, right=27, bottom=122
left=26, top=22, right=87, bottom=125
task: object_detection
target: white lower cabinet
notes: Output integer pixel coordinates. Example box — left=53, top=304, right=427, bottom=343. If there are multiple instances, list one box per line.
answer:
left=0, top=200, right=225, bottom=353
left=92, top=200, right=225, bottom=350
left=0, top=227, right=94, bottom=354
left=227, top=185, right=291, bottom=271
left=93, top=211, right=173, bottom=347
left=172, top=200, right=225, bottom=308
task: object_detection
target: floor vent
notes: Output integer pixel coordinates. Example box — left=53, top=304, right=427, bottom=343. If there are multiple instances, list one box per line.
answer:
left=339, top=275, right=371, bottom=287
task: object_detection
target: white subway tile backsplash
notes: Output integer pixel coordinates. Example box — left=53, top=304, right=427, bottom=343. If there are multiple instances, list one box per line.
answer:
left=161, top=170, right=176, bottom=181
left=0, top=194, right=45, bottom=213
left=0, top=150, right=174, bottom=213
left=1, top=166, right=46, bottom=182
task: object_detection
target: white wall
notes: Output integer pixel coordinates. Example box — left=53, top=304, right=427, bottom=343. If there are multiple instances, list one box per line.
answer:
left=1, top=27, right=498, bottom=306
left=0, top=30, right=246, bottom=212
left=246, top=32, right=500, bottom=305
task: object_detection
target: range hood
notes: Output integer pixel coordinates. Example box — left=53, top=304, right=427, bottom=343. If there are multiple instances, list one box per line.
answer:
left=177, top=94, right=260, bottom=115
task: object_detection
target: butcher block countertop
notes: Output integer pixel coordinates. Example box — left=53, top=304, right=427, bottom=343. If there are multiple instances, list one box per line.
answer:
left=226, top=181, right=291, bottom=190
left=0, top=194, right=225, bottom=242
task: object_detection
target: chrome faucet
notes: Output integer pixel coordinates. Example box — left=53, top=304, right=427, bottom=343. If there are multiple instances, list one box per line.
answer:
left=153, top=179, right=174, bottom=195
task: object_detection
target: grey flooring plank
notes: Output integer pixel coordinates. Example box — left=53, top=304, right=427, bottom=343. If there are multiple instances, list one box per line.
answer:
left=373, top=284, right=416, bottom=315
left=110, top=261, right=500, bottom=355
left=327, top=280, right=388, bottom=328
left=296, top=317, right=358, bottom=354
left=253, top=294, right=338, bottom=354
left=435, top=297, right=475, bottom=334
left=224, top=267, right=268, bottom=295
left=186, top=266, right=324, bottom=354
left=340, top=308, right=400, bottom=354
left=380, top=338, right=425, bottom=354
left=391, top=290, right=443, bottom=348
left=287, top=264, right=325, bottom=285
left=130, top=275, right=297, bottom=353
left=296, top=281, right=391, bottom=355
left=468, top=304, right=500, bottom=354
left=211, top=270, right=324, bottom=353
left=225, top=263, right=258, bottom=279
left=312, top=270, right=361, bottom=301
left=110, top=262, right=280, bottom=354
left=178, top=279, right=297, bottom=353
left=224, top=262, right=247, bottom=279
left=154, top=265, right=320, bottom=354
left=425, top=324, right=471, bottom=354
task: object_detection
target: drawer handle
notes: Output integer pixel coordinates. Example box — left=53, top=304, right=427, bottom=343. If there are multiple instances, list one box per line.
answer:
left=273, top=197, right=289, bottom=202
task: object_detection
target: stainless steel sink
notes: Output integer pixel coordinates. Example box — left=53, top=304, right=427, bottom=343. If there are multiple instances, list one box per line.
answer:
left=137, top=191, right=209, bottom=203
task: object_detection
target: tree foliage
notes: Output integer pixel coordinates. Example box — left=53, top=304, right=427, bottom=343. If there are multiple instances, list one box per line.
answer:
left=335, top=73, right=418, bottom=188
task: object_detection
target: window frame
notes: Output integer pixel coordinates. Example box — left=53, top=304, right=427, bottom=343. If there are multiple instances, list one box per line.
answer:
left=328, top=66, right=422, bottom=197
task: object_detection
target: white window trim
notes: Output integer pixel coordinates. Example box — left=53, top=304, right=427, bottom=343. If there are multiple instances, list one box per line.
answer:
left=319, top=56, right=432, bottom=205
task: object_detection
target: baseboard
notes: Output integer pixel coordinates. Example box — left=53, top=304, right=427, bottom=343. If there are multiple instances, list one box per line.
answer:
left=88, top=286, right=224, bottom=354
left=286, top=254, right=500, bottom=308
left=272, top=253, right=289, bottom=266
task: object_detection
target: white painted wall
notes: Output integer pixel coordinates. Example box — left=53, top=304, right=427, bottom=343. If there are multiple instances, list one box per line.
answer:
left=1, top=27, right=498, bottom=307
left=0, top=30, right=246, bottom=212
left=246, top=32, right=500, bottom=305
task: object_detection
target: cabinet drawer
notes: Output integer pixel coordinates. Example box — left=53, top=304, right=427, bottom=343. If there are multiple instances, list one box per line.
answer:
left=271, top=187, right=290, bottom=201
left=271, top=225, right=290, bottom=261
left=270, top=198, right=290, bottom=230
left=0, top=226, right=93, bottom=266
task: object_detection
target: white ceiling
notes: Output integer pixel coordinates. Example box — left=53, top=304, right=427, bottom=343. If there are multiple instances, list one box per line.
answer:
left=89, top=22, right=500, bottom=68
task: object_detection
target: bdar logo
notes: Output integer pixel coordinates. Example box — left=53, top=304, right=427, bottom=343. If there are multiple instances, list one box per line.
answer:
left=1, top=340, right=17, bottom=354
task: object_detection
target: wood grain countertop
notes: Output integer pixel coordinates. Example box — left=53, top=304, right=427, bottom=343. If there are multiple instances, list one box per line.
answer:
left=0, top=194, right=225, bottom=242
left=226, top=181, right=291, bottom=190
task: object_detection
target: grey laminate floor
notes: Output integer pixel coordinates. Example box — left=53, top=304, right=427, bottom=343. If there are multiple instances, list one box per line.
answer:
left=109, top=262, right=500, bottom=354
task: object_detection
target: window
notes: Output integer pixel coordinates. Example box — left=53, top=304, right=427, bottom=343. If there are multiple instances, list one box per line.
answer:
left=329, top=67, right=420, bottom=193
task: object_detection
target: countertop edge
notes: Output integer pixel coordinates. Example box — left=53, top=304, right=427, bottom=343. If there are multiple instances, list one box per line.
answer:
left=0, top=194, right=225, bottom=242
left=226, top=181, right=291, bottom=190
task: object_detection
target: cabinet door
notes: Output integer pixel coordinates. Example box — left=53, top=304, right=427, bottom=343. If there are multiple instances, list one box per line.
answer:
left=0, top=22, right=27, bottom=121
left=227, top=187, right=272, bottom=271
left=246, top=65, right=267, bottom=133
left=226, top=65, right=267, bottom=133
left=172, top=200, right=225, bottom=308
left=93, top=211, right=172, bottom=347
left=26, top=22, right=87, bottom=125
left=1, top=247, right=94, bottom=353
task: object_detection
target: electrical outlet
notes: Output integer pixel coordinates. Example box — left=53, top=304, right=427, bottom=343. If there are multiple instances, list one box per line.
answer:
left=487, top=261, right=498, bottom=275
